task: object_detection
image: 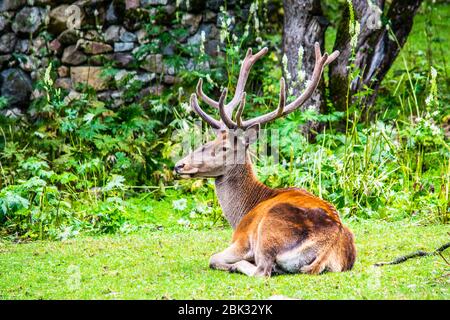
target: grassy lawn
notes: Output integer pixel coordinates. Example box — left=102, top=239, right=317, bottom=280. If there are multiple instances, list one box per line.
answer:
left=0, top=220, right=448, bottom=300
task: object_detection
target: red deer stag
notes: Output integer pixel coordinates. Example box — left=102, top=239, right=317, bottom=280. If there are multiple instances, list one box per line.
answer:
left=175, top=43, right=356, bottom=276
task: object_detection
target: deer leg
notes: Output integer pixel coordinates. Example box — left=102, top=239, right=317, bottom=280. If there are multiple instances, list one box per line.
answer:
left=254, top=260, right=275, bottom=277
left=209, top=242, right=263, bottom=276
left=229, top=260, right=258, bottom=276
left=210, top=244, right=277, bottom=277
left=245, top=250, right=275, bottom=277
left=227, top=256, right=285, bottom=277
left=209, top=243, right=247, bottom=272
left=249, top=223, right=277, bottom=277
left=299, top=243, right=332, bottom=275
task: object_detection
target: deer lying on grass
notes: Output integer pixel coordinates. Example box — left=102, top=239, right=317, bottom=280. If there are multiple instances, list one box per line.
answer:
left=175, top=43, right=356, bottom=277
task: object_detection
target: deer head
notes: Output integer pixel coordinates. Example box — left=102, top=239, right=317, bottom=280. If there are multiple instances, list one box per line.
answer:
left=175, top=42, right=339, bottom=178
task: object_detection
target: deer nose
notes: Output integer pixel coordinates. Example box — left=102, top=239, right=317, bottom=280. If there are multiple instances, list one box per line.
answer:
left=174, top=163, right=185, bottom=173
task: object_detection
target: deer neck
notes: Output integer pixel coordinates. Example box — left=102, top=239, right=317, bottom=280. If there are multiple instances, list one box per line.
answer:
left=214, top=157, right=276, bottom=229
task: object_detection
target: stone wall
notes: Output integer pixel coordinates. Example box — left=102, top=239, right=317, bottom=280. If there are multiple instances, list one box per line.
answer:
left=0, top=0, right=247, bottom=115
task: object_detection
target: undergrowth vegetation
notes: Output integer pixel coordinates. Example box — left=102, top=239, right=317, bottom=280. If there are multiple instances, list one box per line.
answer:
left=0, top=1, right=449, bottom=240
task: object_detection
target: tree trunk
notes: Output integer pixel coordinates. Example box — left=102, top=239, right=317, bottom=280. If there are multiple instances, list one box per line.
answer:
left=282, top=0, right=328, bottom=114
left=329, top=0, right=423, bottom=111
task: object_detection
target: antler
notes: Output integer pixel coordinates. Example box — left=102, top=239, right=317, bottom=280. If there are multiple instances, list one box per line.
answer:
left=195, top=47, right=268, bottom=119
left=190, top=93, right=222, bottom=129
left=190, top=42, right=339, bottom=130
left=236, top=42, right=339, bottom=129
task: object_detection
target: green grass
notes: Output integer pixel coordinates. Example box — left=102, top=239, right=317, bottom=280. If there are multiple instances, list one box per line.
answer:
left=1, top=220, right=448, bottom=300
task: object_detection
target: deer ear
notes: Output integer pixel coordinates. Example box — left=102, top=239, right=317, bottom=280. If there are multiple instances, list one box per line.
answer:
left=244, top=123, right=260, bottom=146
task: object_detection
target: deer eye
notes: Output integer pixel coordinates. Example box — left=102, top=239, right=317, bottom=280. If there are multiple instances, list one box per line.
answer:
left=222, top=147, right=227, bottom=151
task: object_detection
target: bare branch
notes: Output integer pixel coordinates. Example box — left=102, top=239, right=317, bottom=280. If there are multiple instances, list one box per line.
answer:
left=374, top=241, right=450, bottom=267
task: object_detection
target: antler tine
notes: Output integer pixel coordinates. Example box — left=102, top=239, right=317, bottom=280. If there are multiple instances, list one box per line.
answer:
left=230, top=77, right=286, bottom=130
left=218, top=89, right=236, bottom=129
left=194, top=47, right=268, bottom=115
left=190, top=94, right=222, bottom=129
left=315, top=41, right=321, bottom=61
left=325, top=50, right=340, bottom=65
left=196, top=79, right=219, bottom=109
left=277, top=77, right=286, bottom=116
left=223, top=47, right=268, bottom=116
left=235, top=92, right=246, bottom=128
left=239, top=42, right=340, bottom=129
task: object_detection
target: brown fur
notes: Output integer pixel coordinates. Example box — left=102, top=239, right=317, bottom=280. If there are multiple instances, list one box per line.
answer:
left=229, top=190, right=356, bottom=275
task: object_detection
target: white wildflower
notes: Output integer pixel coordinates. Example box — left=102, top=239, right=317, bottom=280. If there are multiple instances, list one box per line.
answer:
left=243, top=24, right=250, bottom=39
left=298, top=70, right=306, bottom=85
left=180, top=102, right=190, bottom=113
left=430, top=66, right=437, bottom=79
left=341, top=207, right=350, bottom=216
left=430, top=123, right=441, bottom=136
left=297, top=46, right=304, bottom=66
left=205, top=74, right=214, bottom=85
left=189, top=211, right=197, bottom=219
left=425, top=66, right=438, bottom=108
left=220, top=17, right=226, bottom=30
left=200, top=30, right=206, bottom=55
left=283, top=55, right=289, bottom=70
left=178, top=86, right=184, bottom=99
left=249, top=2, right=258, bottom=15
left=172, top=198, right=187, bottom=211
left=350, top=21, right=360, bottom=48
left=304, top=80, right=312, bottom=89
left=282, top=54, right=291, bottom=83
left=254, top=14, right=260, bottom=35
left=177, top=218, right=190, bottom=226
left=195, top=203, right=208, bottom=214
left=425, top=95, right=432, bottom=106
left=220, top=29, right=228, bottom=43
left=297, top=46, right=305, bottom=84
left=201, top=30, right=206, bottom=42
